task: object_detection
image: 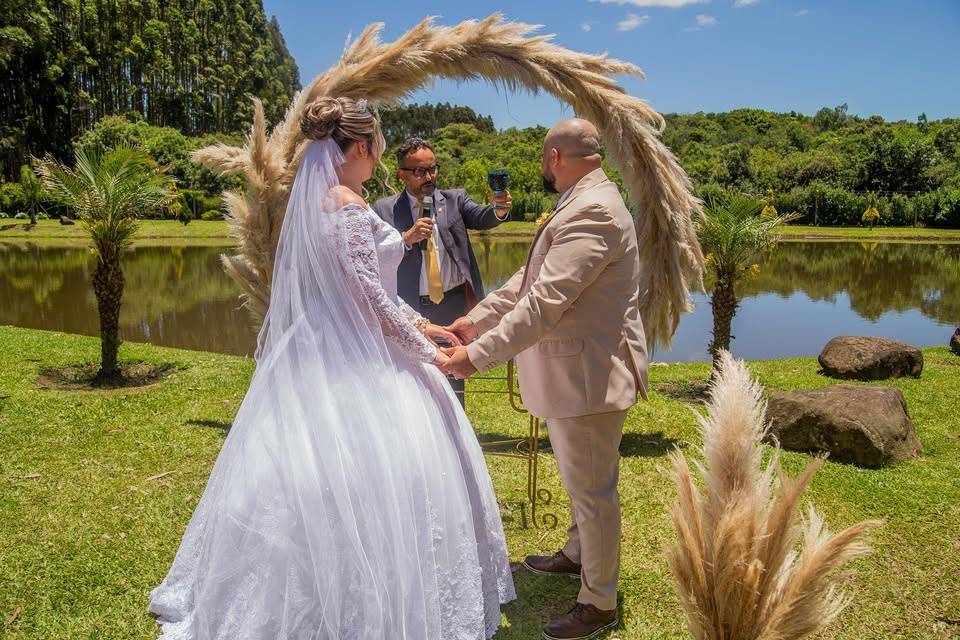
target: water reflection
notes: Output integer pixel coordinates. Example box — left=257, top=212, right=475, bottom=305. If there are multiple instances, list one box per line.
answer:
left=0, top=242, right=257, bottom=355
left=1, top=239, right=957, bottom=362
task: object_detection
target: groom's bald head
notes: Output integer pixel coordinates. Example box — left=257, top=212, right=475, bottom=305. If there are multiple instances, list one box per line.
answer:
left=544, top=119, right=602, bottom=160
left=541, top=118, right=603, bottom=194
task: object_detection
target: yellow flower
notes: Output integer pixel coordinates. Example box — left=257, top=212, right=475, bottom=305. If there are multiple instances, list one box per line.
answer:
left=536, top=212, right=552, bottom=227
left=761, top=204, right=778, bottom=219
left=749, top=263, right=761, bottom=277
left=705, top=253, right=715, bottom=266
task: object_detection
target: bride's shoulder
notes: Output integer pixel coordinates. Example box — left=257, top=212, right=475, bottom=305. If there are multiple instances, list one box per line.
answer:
left=324, top=186, right=368, bottom=212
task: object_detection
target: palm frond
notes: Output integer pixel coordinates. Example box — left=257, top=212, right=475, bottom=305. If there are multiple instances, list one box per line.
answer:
left=37, top=146, right=176, bottom=251
left=696, top=194, right=798, bottom=277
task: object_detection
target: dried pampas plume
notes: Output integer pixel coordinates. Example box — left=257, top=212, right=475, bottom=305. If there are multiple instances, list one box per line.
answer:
left=666, top=351, right=882, bottom=640
left=194, top=14, right=704, bottom=348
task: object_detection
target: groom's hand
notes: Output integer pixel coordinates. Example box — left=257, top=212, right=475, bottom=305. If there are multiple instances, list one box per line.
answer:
left=446, top=316, right=478, bottom=344
left=440, top=346, right=477, bottom=380
left=420, top=322, right=462, bottom=348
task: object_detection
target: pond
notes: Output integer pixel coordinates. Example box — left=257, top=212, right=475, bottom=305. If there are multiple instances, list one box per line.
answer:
left=1, top=239, right=957, bottom=362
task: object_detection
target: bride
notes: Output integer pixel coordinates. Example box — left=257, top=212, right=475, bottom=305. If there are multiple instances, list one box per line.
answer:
left=149, top=96, right=515, bottom=639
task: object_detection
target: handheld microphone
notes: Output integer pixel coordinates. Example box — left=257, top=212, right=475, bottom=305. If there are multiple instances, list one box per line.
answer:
left=419, top=195, right=434, bottom=251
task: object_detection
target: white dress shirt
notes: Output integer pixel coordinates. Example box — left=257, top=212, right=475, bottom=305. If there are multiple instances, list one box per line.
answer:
left=406, top=192, right=467, bottom=296
left=556, top=185, right=575, bottom=210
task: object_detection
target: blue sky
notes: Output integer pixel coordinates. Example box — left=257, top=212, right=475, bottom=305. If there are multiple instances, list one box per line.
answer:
left=261, top=0, right=960, bottom=129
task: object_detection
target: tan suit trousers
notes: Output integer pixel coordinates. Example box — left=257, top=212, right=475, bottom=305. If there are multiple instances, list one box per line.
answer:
left=548, top=409, right=627, bottom=611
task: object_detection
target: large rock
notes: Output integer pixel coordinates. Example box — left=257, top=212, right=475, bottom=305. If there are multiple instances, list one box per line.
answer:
left=951, top=328, right=960, bottom=355
left=59, top=216, right=75, bottom=226
left=765, top=386, right=921, bottom=468
left=818, top=336, right=923, bottom=380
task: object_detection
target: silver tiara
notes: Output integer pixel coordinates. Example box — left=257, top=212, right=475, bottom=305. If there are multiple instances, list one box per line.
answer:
left=356, top=98, right=368, bottom=112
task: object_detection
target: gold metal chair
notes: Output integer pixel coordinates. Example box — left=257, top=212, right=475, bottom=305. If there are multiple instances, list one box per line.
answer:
left=459, top=360, right=557, bottom=529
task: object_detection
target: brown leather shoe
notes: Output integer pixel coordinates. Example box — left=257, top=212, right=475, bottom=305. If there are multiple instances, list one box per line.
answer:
left=542, top=602, right=618, bottom=640
left=522, top=549, right=581, bottom=579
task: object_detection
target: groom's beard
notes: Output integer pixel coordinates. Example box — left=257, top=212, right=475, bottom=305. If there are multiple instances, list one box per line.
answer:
left=542, top=172, right=559, bottom=194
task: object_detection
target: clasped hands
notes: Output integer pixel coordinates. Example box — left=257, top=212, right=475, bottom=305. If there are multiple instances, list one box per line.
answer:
left=423, top=316, right=478, bottom=380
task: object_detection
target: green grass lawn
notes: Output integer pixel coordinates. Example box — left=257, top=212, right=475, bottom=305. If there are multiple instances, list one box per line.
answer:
left=478, top=222, right=960, bottom=242
left=0, top=219, right=233, bottom=247
left=1, top=325, right=958, bottom=639
left=6, top=218, right=960, bottom=245
left=778, top=225, right=960, bottom=241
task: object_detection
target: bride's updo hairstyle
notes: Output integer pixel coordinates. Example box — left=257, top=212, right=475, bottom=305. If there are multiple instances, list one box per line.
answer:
left=301, top=96, right=385, bottom=160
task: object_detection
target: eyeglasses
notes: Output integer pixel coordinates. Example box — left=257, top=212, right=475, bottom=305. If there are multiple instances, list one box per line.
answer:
left=399, top=164, right=440, bottom=179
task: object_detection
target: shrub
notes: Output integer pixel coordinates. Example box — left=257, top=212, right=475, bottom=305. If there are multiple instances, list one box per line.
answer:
left=180, top=190, right=223, bottom=220
left=886, top=193, right=915, bottom=226
left=201, top=210, right=223, bottom=221
left=0, top=182, right=25, bottom=213
left=914, top=186, right=960, bottom=228
left=775, top=183, right=866, bottom=226
left=694, top=182, right=736, bottom=204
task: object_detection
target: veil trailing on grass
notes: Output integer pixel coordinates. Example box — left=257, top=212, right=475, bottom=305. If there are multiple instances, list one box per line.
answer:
left=149, top=139, right=513, bottom=639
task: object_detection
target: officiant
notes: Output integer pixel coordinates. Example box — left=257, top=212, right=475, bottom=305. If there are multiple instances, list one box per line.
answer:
left=374, top=137, right=512, bottom=400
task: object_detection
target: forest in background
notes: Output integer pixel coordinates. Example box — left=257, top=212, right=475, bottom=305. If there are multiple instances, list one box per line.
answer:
left=0, top=0, right=300, bottom=177
left=1, top=1, right=957, bottom=227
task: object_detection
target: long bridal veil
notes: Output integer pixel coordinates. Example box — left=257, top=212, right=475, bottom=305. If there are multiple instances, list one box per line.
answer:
left=149, top=139, right=512, bottom=639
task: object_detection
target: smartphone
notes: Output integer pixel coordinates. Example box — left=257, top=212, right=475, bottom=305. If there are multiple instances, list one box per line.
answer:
left=487, top=169, right=509, bottom=210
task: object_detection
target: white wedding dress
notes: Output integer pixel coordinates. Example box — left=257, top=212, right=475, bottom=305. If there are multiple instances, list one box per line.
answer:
left=148, top=139, right=515, bottom=639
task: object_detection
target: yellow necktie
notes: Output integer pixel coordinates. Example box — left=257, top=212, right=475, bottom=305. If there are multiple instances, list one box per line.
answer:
left=420, top=203, right=444, bottom=304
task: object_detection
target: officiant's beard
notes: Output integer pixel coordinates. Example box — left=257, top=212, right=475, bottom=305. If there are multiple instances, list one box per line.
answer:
left=542, top=172, right=559, bottom=194
left=411, top=181, right=436, bottom=200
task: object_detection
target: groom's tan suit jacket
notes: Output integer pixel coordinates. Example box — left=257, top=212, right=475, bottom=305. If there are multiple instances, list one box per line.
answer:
left=466, top=168, right=648, bottom=419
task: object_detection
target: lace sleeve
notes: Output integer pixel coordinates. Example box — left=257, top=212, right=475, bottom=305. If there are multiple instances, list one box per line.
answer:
left=399, top=299, right=426, bottom=326
left=342, top=207, right=438, bottom=363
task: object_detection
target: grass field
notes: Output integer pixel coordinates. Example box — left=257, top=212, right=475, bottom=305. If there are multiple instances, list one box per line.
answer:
left=1, top=325, right=958, bottom=638
left=0, top=220, right=233, bottom=247
left=477, top=222, right=960, bottom=242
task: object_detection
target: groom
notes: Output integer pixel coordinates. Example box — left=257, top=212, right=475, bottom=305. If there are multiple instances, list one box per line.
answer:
left=442, top=119, right=648, bottom=640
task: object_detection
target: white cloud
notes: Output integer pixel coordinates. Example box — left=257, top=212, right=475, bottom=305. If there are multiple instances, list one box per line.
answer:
left=589, top=0, right=710, bottom=8
left=794, top=8, right=809, bottom=16
left=686, top=13, right=718, bottom=30
left=581, top=22, right=593, bottom=31
left=733, top=0, right=761, bottom=7
left=618, top=13, right=651, bottom=31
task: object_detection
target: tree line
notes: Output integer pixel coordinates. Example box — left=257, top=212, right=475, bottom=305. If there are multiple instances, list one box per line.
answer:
left=2, top=100, right=958, bottom=228
left=0, top=0, right=300, bottom=179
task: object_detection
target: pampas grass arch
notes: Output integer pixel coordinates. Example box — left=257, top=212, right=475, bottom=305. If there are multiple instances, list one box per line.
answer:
left=194, top=14, right=705, bottom=350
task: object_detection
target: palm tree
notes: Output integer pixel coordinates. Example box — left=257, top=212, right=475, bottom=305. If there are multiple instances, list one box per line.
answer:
left=695, top=194, right=796, bottom=369
left=37, top=147, right=176, bottom=382
left=862, top=191, right=880, bottom=229
left=19, top=164, right=43, bottom=225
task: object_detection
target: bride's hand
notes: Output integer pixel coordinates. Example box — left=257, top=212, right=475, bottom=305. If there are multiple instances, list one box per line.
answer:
left=432, top=348, right=451, bottom=367
left=420, top=323, right=462, bottom=348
